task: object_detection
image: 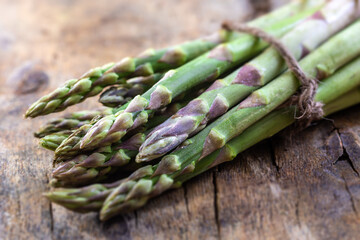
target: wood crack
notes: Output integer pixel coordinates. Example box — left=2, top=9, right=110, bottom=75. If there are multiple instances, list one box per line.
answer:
left=212, top=168, right=221, bottom=240
left=345, top=156, right=360, bottom=178
left=333, top=128, right=360, bottom=177
left=342, top=175, right=359, bottom=216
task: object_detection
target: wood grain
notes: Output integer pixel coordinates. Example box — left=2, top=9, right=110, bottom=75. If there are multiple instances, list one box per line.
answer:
left=1, top=0, right=359, bottom=239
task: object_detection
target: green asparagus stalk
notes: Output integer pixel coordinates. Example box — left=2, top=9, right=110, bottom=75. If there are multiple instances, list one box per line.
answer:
left=99, top=54, right=360, bottom=220
left=99, top=85, right=147, bottom=108
left=136, top=0, right=357, bottom=162
left=45, top=75, right=360, bottom=216
left=322, top=88, right=360, bottom=114
left=55, top=5, right=321, bottom=158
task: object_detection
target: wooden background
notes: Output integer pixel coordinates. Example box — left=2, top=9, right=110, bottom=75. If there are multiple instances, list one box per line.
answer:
left=1, top=0, right=360, bottom=239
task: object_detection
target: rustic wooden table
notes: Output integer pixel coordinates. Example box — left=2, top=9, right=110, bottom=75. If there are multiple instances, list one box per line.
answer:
left=1, top=0, right=360, bottom=239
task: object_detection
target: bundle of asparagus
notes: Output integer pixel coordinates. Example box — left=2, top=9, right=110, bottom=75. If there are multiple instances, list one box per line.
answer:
left=54, top=1, right=319, bottom=158
left=25, top=0, right=360, bottom=221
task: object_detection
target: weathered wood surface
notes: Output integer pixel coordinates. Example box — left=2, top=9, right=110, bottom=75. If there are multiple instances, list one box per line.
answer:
left=1, top=0, right=359, bottom=239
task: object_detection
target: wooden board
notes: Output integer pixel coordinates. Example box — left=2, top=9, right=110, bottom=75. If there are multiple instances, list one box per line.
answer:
left=1, top=0, right=359, bottom=239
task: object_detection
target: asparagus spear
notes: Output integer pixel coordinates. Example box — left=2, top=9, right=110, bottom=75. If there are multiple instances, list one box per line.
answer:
left=136, top=0, right=357, bottom=162
left=99, top=73, right=165, bottom=107
left=55, top=6, right=320, bottom=157
left=45, top=75, right=360, bottom=216
left=99, top=85, right=146, bottom=108
left=44, top=180, right=124, bottom=213
left=322, top=88, right=360, bottom=114
left=40, top=131, right=73, bottom=151
left=99, top=54, right=360, bottom=220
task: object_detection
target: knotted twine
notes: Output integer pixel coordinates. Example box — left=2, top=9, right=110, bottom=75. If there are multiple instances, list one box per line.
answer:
left=222, top=21, right=324, bottom=127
